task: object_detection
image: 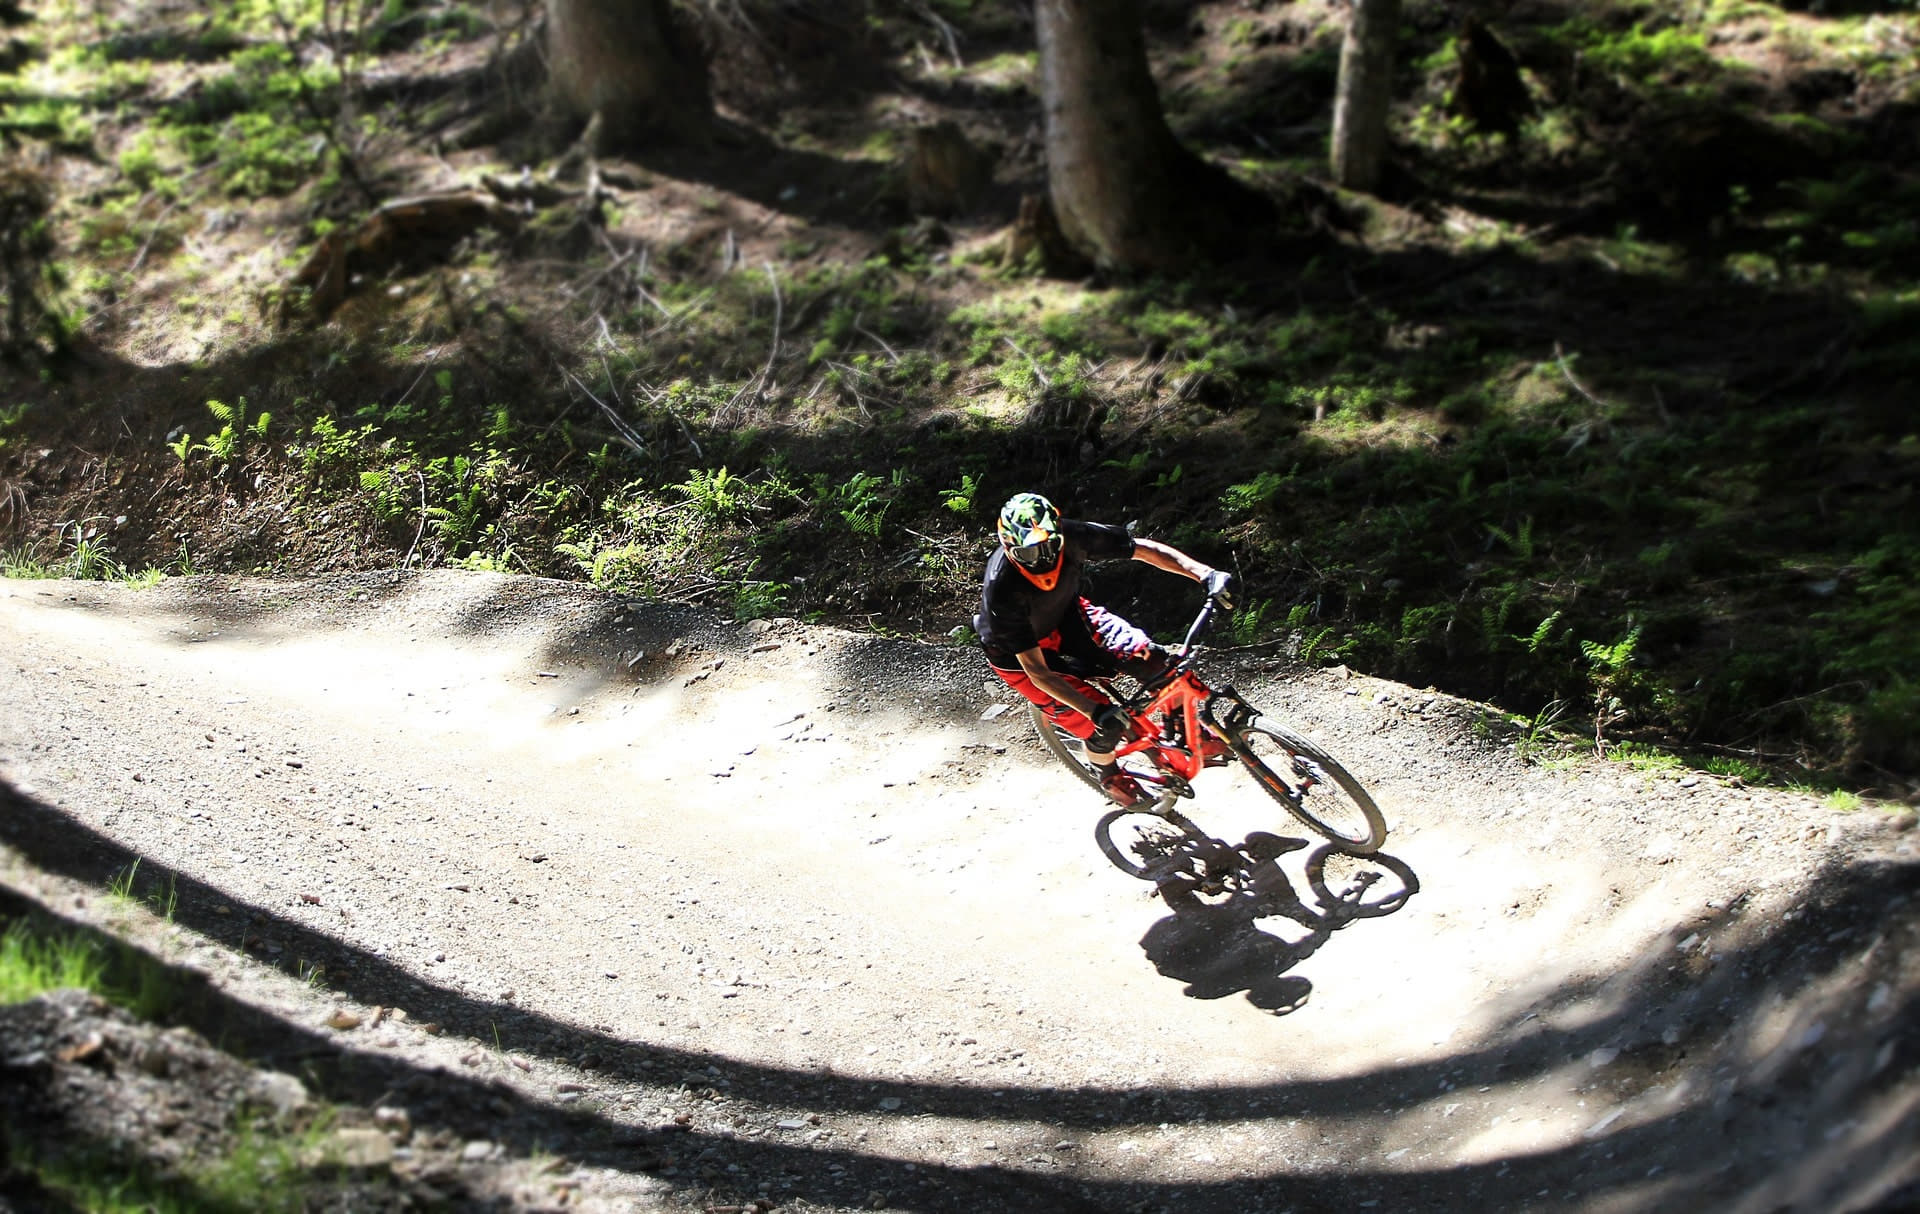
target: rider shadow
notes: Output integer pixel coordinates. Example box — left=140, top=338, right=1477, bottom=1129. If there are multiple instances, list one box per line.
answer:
left=1138, top=833, right=1420, bottom=1015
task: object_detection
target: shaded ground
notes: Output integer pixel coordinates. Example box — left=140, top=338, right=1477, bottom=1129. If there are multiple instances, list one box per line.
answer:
left=2, top=570, right=1916, bottom=1211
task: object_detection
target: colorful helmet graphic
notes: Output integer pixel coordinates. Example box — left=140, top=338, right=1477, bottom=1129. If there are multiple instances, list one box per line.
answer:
left=997, top=492, right=1064, bottom=590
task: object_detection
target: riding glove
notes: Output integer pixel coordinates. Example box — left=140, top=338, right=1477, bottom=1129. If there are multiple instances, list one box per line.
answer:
left=1087, top=704, right=1130, bottom=752
left=1204, top=569, right=1236, bottom=611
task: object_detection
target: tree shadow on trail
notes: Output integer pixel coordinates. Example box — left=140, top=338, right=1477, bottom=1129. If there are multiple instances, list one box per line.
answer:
left=3, top=776, right=1918, bottom=1213
left=1135, top=835, right=1419, bottom=1014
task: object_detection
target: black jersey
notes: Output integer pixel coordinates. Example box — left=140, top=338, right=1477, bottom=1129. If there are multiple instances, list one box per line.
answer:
left=974, top=518, right=1135, bottom=669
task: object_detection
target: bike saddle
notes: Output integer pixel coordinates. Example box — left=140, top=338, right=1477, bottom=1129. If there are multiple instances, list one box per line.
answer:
left=1240, top=831, right=1311, bottom=862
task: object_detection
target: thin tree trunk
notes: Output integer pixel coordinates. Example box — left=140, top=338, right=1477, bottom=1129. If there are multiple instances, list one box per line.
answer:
left=1033, top=0, right=1210, bottom=272
left=546, top=0, right=710, bottom=147
left=1330, top=0, right=1401, bottom=192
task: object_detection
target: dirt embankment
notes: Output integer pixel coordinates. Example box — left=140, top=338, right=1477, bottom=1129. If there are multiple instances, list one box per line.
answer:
left=2, top=571, right=1916, bottom=1213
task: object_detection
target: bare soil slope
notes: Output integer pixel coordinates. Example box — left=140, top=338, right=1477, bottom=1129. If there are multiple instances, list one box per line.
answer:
left=2, top=570, right=1916, bottom=1213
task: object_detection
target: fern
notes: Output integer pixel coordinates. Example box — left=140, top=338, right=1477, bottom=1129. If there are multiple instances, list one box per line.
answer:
left=1484, top=516, right=1536, bottom=560
left=678, top=466, right=744, bottom=519
left=1520, top=609, right=1564, bottom=654
left=1580, top=625, right=1641, bottom=674
left=942, top=473, right=979, bottom=515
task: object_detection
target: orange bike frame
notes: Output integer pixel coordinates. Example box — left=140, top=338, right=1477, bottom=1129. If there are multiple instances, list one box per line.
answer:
left=1108, top=669, right=1230, bottom=785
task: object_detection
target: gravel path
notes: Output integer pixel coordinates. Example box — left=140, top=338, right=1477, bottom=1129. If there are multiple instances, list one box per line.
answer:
left=2, top=570, right=1916, bottom=1213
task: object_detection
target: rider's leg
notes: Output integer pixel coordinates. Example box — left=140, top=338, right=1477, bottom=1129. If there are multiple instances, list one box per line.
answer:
left=989, top=661, right=1106, bottom=740
left=988, top=660, right=1146, bottom=805
left=1062, top=605, right=1168, bottom=805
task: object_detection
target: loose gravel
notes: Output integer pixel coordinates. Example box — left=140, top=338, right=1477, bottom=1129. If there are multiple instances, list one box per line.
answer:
left=2, top=571, right=1916, bottom=1213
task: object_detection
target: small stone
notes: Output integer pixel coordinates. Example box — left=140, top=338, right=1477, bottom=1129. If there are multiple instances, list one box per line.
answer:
left=326, top=1010, right=362, bottom=1031
left=328, top=1128, right=394, bottom=1170
left=461, top=1140, right=495, bottom=1162
left=374, top=1106, right=412, bottom=1138
left=250, top=1071, right=310, bottom=1119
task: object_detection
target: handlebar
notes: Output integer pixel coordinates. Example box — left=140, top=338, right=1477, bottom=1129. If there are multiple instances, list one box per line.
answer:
left=1169, top=597, right=1218, bottom=676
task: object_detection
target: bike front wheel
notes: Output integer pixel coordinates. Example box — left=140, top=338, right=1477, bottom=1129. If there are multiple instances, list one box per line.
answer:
left=1218, top=717, right=1388, bottom=855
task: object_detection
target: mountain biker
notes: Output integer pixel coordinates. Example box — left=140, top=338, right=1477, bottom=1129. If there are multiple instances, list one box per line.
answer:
left=976, top=492, right=1235, bottom=807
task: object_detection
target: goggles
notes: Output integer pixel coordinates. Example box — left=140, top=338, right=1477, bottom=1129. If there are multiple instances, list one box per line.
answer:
left=1008, top=534, right=1062, bottom=572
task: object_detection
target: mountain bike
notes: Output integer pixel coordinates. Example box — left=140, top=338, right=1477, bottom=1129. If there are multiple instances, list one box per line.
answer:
left=1027, top=597, right=1388, bottom=883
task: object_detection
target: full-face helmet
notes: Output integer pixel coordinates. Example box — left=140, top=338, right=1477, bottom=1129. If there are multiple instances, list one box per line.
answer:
left=997, top=492, right=1064, bottom=590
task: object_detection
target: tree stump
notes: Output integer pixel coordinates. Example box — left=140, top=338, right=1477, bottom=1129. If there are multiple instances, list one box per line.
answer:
left=904, top=121, right=992, bottom=218
left=1455, top=17, right=1534, bottom=137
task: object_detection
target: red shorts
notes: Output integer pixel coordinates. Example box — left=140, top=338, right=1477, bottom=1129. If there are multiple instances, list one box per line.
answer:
left=991, top=664, right=1111, bottom=739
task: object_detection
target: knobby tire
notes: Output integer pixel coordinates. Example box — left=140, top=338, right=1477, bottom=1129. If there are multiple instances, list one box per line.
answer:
left=1028, top=701, right=1108, bottom=794
left=1093, top=806, right=1211, bottom=882
left=1219, top=717, right=1388, bottom=854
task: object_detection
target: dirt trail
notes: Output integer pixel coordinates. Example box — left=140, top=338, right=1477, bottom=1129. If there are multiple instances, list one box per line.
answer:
left=2, top=570, right=1916, bottom=1213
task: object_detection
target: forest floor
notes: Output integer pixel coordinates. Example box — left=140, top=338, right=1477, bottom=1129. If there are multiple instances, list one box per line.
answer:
left=2, top=570, right=1917, bottom=1212
left=2, top=0, right=1918, bottom=786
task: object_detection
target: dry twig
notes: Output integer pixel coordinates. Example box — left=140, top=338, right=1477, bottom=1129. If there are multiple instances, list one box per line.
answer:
left=561, top=366, right=647, bottom=455
left=1553, top=342, right=1612, bottom=410
left=725, top=262, right=784, bottom=413
left=398, top=467, right=428, bottom=580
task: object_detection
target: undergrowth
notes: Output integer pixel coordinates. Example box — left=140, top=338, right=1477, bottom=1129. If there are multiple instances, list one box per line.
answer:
left=0, top=0, right=1914, bottom=788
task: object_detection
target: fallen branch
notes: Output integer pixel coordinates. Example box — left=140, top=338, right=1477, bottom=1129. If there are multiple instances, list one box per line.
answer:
left=1553, top=342, right=1612, bottom=410
left=560, top=365, right=647, bottom=455
left=729, top=261, right=784, bottom=410
left=397, top=467, right=428, bottom=580
left=854, top=322, right=901, bottom=364
left=130, top=196, right=181, bottom=273
left=287, top=190, right=520, bottom=320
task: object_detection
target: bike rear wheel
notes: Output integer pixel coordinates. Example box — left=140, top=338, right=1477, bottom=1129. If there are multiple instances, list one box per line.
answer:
left=1027, top=702, right=1164, bottom=798
left=1218, top=717, right=1387, bottom=854
left=1094, top=806, right=1210, bottom=882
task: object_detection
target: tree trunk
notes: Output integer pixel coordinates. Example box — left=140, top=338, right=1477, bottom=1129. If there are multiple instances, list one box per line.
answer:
left=1330, top=0, right=1401, bottom=192
left=1033, top=0, right=1219, bottom=273
left=546, top=0, right=710, bottom=147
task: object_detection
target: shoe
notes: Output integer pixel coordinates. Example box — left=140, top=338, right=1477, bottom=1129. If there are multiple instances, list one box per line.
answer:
left=1099, top=767, right=1153, bottom=808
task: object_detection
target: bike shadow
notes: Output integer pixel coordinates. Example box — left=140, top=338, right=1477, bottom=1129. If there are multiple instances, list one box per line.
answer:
left=1138, top=834, right=1420, bottom=1014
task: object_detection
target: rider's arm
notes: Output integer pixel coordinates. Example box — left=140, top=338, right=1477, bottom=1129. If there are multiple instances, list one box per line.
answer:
left=1015, top=647, right=1107, bottom=720
left=1131, top=537, right=1216, bottom=584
